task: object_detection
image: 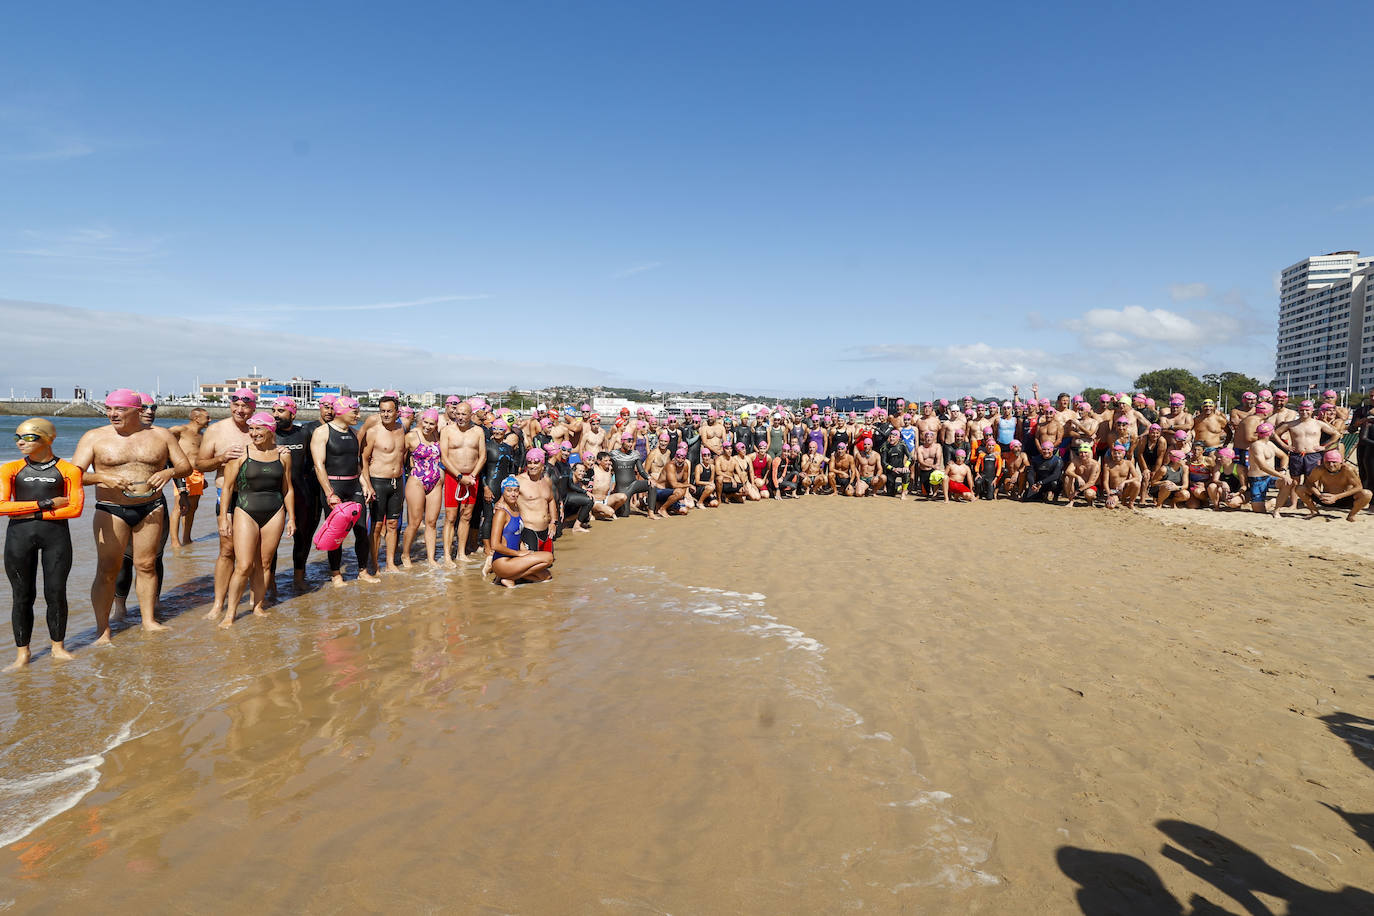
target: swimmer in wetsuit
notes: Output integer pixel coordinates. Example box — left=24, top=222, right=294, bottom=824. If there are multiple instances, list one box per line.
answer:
left=610, top=433, right=659, bottom=518
left=217, top=413, right=295, bottom=627
left=488, top=475, right=554, bottom=587
left=310, top=396, right=379, bottom=586
left=2, top=419, right=84, bottom=670
left=268, top=396, right=315, bottom=590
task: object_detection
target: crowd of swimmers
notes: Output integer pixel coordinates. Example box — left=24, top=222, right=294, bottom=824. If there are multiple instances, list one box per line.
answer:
left=3, top=382, right=1373, bottom=670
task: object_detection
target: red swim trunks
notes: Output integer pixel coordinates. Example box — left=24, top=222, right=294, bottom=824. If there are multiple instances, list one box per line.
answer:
left=948, top=480, right=971, bottom=495
left=444, top=472, right=478, bottom=508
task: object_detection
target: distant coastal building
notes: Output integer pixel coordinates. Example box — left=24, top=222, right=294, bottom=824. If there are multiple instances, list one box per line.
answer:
left=199, top=374, right=341, bottom=404
left=1276, top=251, right=1374, bottom=395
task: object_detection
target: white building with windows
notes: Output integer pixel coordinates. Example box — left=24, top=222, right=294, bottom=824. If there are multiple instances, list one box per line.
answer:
left=1276, top=251, right=1374, bottom=395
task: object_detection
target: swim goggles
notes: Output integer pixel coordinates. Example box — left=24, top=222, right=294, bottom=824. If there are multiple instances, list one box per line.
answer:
left=14, top=433, right=43, bottom=443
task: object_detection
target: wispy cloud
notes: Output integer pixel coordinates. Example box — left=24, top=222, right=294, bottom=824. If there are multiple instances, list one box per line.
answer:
left=0, top=298, right=615, bottom=394
left=3, top=227, right=166, bottom=264
left=1168, top=282, right=1210, bottom=302
left=1335, top=194, right=1374, bottom=211
left=612, top=261, right=664, bottom=279
left=0, top=100, right=96, bottom=162
left=241, top=294, right=491, bottom=313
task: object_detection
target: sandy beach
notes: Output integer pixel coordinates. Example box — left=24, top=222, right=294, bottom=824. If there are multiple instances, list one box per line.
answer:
left=1, top=496, right=1371, bottom=913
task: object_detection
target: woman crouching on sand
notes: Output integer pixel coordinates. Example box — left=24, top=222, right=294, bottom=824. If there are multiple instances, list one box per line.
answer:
left=488, top=475, right=554, bottom=587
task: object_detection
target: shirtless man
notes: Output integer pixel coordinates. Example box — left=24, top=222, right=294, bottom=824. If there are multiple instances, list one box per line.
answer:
left=1245, top=423, right=1292, bottom=515
left=912, top=430, right=943, bottom=498
left=73, top=389, right=191, bottom=642
left=166, top=407, right=209, bottom=548
left=1158, top=394, right=1193, bottom=437
left=800, top=440, right=828, bottom=494
left=1298, top=451, right=1371, bottom=521
left=942, top=449, right=975, bottom=502
left=1191, top=399, right=1229, bottom=452
left=645, top=437, right=672, bottom=488
left=1229, top=392, right=1259, bottom=462
left=581, top=414, right=608, bottom=455
left=198, top=388, right=256, bottom=620
left=587, top=452, right=629, bottom=519
left=1098, top=442, right=1141, bottom=509
left=915, top=403, right=942, bottom=443
left=440, top=401, right=486, bottom=564
left=659, top=447, right=692, bottom=515
left=513, top=450, right=558, bottom=560
left=998, top=439, right=1029, bottom=498
left=437, top=395, right=464, bottom=430
left=1062, top=443, right=1101, bottom=507
left=1269, top=390, right=1297, bottom=428
left=700, top=410, right=727, bottom=459
left=1036, top=408, right=1065, bottom=456
left=1319, top=389, right=1350, bottom=427
left=830, top=442, right=857, bottom=496
left=1276, top=400, right=1341, bottom=485
left=853, top=439, right=884, bottom=496
left=362, top=396, right=408, bottom=573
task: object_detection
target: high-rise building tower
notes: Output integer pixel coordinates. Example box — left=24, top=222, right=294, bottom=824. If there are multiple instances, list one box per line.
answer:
left=1275, top=251, right=1374, bottom=395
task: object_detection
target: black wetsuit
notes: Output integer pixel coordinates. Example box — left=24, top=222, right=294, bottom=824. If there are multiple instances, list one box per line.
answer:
left=879, top=440, right=909, bottom=496
left=480, top=433, right=519, bottom=541
left=548, top=459, right=570, bottom=537
left=274, top=421, right=316, bottom=573
left=3, top=458, right=78, bottom=647
left=1354, top=403, right=1374, bottom=491
left=322, top=424, right=371, bottom=574
left=1023, top=452, right=1066, bottom=502
left=236, top=456, right=285, bottom=527
left=562, top=464, right=594, bottom=530
left=775, top=455, right=800, bottom=496
left=609, top=448, right=656, bottom=516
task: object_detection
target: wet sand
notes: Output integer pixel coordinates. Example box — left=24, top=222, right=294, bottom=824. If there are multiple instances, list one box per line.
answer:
left=2, top=497, right=1372, bottom=912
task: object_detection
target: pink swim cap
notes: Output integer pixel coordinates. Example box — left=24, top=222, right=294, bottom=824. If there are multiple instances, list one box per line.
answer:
left=1324, top=450, right=1343, bottom=462
left=735, top=442, right=747, bottom=451
left=247, top=412, right=275, bottom=428
left=1255, top=423, right=1273, bottom=437
left=1258, top=389, right=1271, bottom=400
left=1173, top=430, right=1187, bottom=439
left=526, top=448, right=546, bottom=462
left=138, top=391, right=154, bottom=406
left=231, top=388, right=257, bottom=403
left=938, top=398, right=949, bottom=406
left=1323, top=389, right=1337, bottom=398
left=1242, top=391, right=1256, bottom=400
left=1169, top=449, right=1186, bottom=461
left=1133, top=394, right=1146, bottom=404
left=421, top=408, right=439, bottom=422
left=399, top=406, right=414, bottom=416
left=492, top=418, right=508, bottom=431
left=105, top=388, right=142, bottom=408
left=675, top=446, right=688, bottom=457
left=1145, top=398, right=1155, bottom=408
left=445, top=395, right=462, bottom=405
left=318, top=394, right=337, bottom=406
left=1072, top=395, right=1084, bottom=403
left=1169, top=393, right=1184, bottom=404
left=707, top=409, right=718, bottom=418
left=1275, top=390, right=1287, bottom=398
left=982, top=425, right=993, bottom=434
left=1300, top=399, right=1314, bottom=408
left=543, top=443, right=560, bottom=456
left=1111, top=442, right=1127, bottom=452
left=1100, top=394, right=1112, bottom=403
left=954, top=448, right=966, bottom=458
left=620, top=432, right=633, bottom=441
left=539, top=418, right=552, bottom=428
left=383, top=390, right=398, bottom=398
left=1009, top=439, right=1022, bottom=449
left=335, top=396, right=360, bottom=412
left=1149, top=423, right=1161, bottom=431
left=1116, top=416, right=1129, bottom=424
left=1256, top=403, right=1272, bottom=415
left=954, top=427, right=966, bottom=436
left=274, top=396, right=298, bottom=415
left=1218, top=447, right=1235, bottom=460
left=469, top=397, right=488, bottom=410
left=636, top=420, right=647, bottom=429
left=1039, top=398, right=1052, bottom=407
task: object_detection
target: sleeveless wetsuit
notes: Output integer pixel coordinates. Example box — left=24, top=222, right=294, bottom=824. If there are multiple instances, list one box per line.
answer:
left=1, top=457, right=83, bottom=648
left=322, top=424, right=371, bottom=574
left=274, top=422, right=318, bottom=574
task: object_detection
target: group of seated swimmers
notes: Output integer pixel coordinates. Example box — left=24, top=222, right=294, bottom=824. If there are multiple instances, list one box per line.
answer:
left=2, top=383, right=1371, bottom=669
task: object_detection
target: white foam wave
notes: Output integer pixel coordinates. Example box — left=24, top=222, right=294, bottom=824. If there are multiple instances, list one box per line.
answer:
left=0, top=720, right=136, bottom=848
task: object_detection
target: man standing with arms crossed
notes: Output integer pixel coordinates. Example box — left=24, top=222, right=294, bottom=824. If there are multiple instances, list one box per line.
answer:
left=440, top=400, right=486, bottom=565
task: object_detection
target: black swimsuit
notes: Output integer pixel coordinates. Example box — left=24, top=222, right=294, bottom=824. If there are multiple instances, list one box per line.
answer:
left=236, top=456, right=285, bottom=528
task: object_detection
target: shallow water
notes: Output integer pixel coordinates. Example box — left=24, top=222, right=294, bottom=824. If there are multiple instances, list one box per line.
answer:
left=0, top=474, right=993, bottom=911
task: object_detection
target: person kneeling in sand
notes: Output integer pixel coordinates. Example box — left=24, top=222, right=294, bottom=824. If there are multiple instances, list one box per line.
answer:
left=489, top=475, right=553, bottom=587
left=1098, top=442, right=1140, bottom=509
left=1245, top=423, right=1292, bottom=516
left=1298, top=451, right=1371, bottom=522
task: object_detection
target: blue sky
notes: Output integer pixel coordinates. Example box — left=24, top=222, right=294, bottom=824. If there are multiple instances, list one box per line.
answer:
left=2, top=1, right=1371, bottom=399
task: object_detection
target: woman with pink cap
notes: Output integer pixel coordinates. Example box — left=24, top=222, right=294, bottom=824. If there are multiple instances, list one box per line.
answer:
left=402, top=408, right=444, bottom=566
left=217, top=413, right=295, bottom=627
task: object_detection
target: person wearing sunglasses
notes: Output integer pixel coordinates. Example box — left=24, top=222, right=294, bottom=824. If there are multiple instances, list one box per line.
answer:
left=2, top=418, right=86, bottom=670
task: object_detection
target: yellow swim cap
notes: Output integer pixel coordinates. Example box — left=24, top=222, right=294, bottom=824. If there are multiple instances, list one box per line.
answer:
left=15, top=418, right=56, bottom=441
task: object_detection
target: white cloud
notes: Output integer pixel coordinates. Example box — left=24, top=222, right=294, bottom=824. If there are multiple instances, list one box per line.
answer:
left=0, top=298, right=617, bottom=395
left=1335, top=193, right=1374, bottom=211
left=1066, top=305, right=1205, bottom=345
left=1169, top=282, right=1210, bottom=302
left=612, top=261, right=664, bottom=279
left=0, top=100, right=96, bottom=162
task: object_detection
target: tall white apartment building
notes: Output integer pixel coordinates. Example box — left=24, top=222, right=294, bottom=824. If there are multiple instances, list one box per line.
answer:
left=1275, top=251, right=1374, bottom=394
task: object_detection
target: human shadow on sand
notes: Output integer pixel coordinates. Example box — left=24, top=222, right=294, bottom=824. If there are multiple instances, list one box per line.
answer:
left=1318, top=710, right=1374, bottom=852
left=1058, top=819, right=1374, bottom=915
